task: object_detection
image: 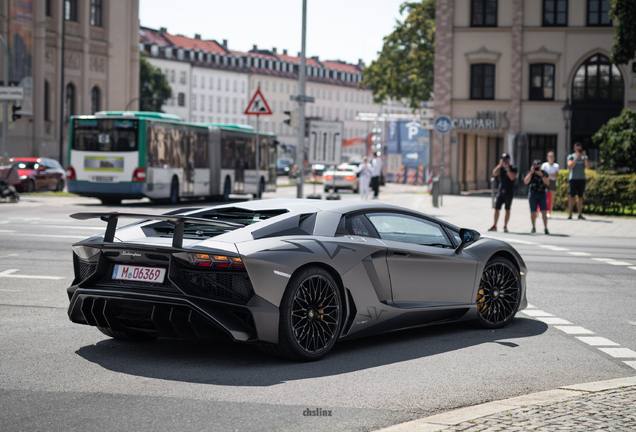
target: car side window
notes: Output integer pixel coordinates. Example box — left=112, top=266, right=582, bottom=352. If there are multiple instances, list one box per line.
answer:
left=345, top=214, right=377, bottom=238
left=366, top=212, right=452, bottom=248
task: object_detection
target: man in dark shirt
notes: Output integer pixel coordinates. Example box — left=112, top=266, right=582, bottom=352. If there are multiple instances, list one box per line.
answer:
left=524, top=159, right=551, bottom=234
left=489, top=153, right=518, bottom=232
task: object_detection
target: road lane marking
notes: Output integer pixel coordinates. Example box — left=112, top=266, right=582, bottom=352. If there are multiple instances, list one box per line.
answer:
left=0, top=289, right=20, bottom=292
left=597, top=348, right=636, bottom=358
left=0, top=253, right=19, bottom=258
left=629, top=267, right=636, bottom=271
left=534, top=317, right=572, bottom=325
left=606, top=261, right=634, bottom=266
left=0, top=229, right=16, bottom=233
left=592, top=258, right=615, bottom=262
left=576, top=337, right=620, bottom=346
left=0, top=233, right=87, bottom=239
left=554, top=326, right=595, bottom=335
left=624, top=361, right=636, bottom=370
left=521, top=309, right=554, bottom=317
left=0, top=269, right=65, bottom=280
left=538, top=245, right=569, bottom=251
left=2, top=224, right=103, bottom=230
left=568, top=251, right=591, bottom=256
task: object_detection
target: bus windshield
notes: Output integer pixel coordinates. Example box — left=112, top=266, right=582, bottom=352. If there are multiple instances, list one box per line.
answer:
left=72, top=119, right=139, bottom=152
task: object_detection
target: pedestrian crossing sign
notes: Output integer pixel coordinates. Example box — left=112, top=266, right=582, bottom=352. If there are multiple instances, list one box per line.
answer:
left=244, top=88, right=272, bottom=115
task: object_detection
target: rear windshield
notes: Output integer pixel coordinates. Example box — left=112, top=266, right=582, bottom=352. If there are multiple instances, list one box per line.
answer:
left=151, top=208, right=288, bottom=239
left=11, top=161, right=38, bottom=170
left=72, top=119, right=139, bottom=152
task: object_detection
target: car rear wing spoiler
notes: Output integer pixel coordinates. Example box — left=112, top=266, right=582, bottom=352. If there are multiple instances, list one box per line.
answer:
left=70, top=212, right=244, bottom=248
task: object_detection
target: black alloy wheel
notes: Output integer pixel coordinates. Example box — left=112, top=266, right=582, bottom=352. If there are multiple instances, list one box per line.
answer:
left=475, top=257, right=521, bottom=329
left=26, top=179, right=35, bottom=193
left=261, top=266, right=342, bottom=361
left=55, top=179, right=64, bottom=191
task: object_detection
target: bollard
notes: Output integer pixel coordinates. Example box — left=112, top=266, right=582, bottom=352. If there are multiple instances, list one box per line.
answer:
left=431, top=176, right=440, bottom=208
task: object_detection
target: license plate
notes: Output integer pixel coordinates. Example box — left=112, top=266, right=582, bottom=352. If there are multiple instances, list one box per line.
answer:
left=112, top=265, right=166, bottom=284
left=94, top=176, right=113, bottom=182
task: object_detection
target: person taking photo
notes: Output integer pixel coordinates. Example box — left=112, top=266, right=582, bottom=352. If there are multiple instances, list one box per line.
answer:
left=489, top=153, right=517, bottom=232
left=524, top=159, right=551, bottom=234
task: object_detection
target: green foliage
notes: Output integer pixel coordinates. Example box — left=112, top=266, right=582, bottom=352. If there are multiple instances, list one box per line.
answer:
left=553, top=169, right=636, bottom=215
left=592, top=109, right=636, bottom=174
left=609, top=0, right=636, bottom=65
left=139, top=53, right=172, bottom=112
left=361, top=1, right=435, bottom=109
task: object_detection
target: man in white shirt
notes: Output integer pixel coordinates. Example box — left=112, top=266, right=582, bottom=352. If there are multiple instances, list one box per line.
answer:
left=541, top=151, right=559, bottom=218
left=370, top=152, right=383, bottom=199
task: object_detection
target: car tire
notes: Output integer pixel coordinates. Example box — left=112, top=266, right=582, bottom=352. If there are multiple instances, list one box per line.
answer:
left=97, top=326, right=157, bottom=342
left=262, top=266, right=343, bottom=361
left=474, top=256, right=521, bottom=329
left=55, top=179, right=64, bottom=192
left=169, top=177, right=180, bottom=204
left=26, top=179, right=35, bottom=193
left=324, top=186, right=330, bottom=193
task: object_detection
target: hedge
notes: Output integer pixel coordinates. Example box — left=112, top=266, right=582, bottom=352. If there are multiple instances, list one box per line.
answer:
left=552, top=170, right=636, bottom=215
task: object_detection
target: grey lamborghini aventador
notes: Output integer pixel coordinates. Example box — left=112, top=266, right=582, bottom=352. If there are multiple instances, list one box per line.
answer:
left=67, top=199, right=527, bottom=361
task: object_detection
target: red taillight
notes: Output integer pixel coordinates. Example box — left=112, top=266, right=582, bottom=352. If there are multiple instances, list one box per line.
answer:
left=132, top=168, right=146, bottom=182
left=66, top=166, right=76, bottom=180
left=324, top=175, right=333, bottom=180
left=344, top=175, right=355, bottom=180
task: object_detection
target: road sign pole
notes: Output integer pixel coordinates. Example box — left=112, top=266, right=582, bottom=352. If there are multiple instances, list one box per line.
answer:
left=440, top=134, right=445, bottom=207
left=0, top=35, right=9, bottom=164
left=256, top=114, right=260, bottom=192
left=296, top=0, right=307, bottom=199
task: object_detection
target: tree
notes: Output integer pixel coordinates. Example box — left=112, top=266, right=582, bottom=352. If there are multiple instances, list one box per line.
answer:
left=593, top=109, right=636, bottom=174
left=609, top=0, right=636, bottom=65
left=139, top=53, right=172, bottom=112
left=362, top=1, right=435, bottom=109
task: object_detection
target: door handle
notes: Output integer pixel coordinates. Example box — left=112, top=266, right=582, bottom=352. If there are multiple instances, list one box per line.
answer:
left=391, top=251, right=410, bottom=257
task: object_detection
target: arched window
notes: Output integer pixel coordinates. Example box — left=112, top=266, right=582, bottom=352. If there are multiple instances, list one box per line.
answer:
left=65, top=83, right=75, bottom=122
left=90, top=86, right=101, bottom=114
left=572, top=54, right=624, bottom=102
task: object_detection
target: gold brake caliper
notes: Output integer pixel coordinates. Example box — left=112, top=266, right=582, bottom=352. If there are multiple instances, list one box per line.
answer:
left=476, top=286, right=487, bottom=314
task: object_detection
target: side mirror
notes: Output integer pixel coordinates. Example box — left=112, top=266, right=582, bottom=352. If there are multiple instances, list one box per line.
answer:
left=455, top=228, right=481, bottom=255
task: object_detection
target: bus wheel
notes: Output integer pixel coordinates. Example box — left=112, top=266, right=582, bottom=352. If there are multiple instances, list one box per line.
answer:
left=169, top=177, right=180, bottom=204
left=100, top=197, right=121, bottom=206
left=223, top=177, right=231, bottom=201
left=254, top=178, right=265, bottom=199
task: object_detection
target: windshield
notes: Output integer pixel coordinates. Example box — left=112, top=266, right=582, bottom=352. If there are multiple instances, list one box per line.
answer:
left=277, top=158, right=293, bottom=166
left=11, top=161, right=38, bottom=170
left=72, top=119, right=139, bottom=152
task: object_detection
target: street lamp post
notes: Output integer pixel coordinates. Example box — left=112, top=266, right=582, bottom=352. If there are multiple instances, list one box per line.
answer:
left=562, top=98, right=572, bottom=154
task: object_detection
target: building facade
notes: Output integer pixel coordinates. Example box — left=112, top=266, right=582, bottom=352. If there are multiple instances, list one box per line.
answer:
left=0, top=0, right=139, bottom=162
left=139, top=27, right=381, bottom=154
left=433, top=0, right=636, bottom=194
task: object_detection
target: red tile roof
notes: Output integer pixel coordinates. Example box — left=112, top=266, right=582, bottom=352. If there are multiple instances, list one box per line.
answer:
left=321, top=61, right=361, bottom=73
left=161, top=33, right=227, bottom=54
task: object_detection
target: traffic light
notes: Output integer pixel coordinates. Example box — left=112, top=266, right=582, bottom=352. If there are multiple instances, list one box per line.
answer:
left=12, top=104, right=21, bottom=122
left=283, top=108, right=298, bottom=128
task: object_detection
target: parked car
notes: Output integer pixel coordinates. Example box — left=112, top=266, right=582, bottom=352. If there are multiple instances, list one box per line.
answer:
left=323, top=164, right=359, bottom=193
left=10, top=157, right=65, bottom=192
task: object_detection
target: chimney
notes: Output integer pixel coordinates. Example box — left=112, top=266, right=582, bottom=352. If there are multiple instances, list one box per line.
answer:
left=283, top=49, right=288, bottom=55
left=272, top=47, right=277, bottom=53
left=222, top=39, right=228, bottom=48
left=358, top=58, right=364, bottom=67
left=194, top=34, right=201, bottom=39
left=253, top=44, right=258, bottom=51
left=159, top=27, right=167, bottom=33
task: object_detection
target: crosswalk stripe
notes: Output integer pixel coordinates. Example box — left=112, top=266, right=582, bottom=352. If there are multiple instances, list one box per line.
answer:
left=576, top=337, right=620, bottom=346
left=554, top=326, right=595, bottom=335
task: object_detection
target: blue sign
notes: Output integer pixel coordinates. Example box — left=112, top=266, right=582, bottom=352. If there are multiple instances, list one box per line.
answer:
left=434, top=115, right=452, bottom=135
left=386, top=121, right=399, bottom=154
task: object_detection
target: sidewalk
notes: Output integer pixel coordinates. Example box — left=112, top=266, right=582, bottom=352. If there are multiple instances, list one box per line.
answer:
left=377, top=377, right=636, bottom=432
left=368, top=184, right=636, bottom=239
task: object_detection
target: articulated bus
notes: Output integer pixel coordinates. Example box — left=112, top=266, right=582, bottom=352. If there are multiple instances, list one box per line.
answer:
left=66, top=111, right=276, bottom=205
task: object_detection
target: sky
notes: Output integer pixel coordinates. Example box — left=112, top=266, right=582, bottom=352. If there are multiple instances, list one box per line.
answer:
left=139, top=0, right=408, bottom=66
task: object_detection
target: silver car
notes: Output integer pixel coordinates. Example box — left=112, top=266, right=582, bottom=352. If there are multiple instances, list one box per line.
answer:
left=323, top=164, right=359, bottom=193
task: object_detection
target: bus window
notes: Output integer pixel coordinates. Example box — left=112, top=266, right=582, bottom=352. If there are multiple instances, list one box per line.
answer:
left=72, top=119, right=138, bottom=152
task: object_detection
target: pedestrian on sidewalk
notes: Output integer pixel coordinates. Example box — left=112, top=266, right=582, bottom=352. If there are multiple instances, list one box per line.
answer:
left=567, top=142, right=590, bottom=220
left=370, top=152, right=383, bottom=200
left=358, top=156, right=372, bottom=200
left=525, top=159, right=551, bottom=234
left=541, top=151, right=559, bottom=218
left=489, top=153, right=517, bottom=233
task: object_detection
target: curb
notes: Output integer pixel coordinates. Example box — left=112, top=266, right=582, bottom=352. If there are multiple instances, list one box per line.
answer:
left=375, top=376, right=636, bottom=432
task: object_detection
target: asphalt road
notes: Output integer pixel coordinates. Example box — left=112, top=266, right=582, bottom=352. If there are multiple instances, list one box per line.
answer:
left=1, top=187, right=635, bottom=432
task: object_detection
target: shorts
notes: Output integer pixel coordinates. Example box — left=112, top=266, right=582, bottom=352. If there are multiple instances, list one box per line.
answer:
left=494, top=192, right=513, bottom=210
left=529, top=192, right=547, bottom=213
left=569, top=179, right=586, bottom=197
left=549, top=179, right=557, bottom=191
